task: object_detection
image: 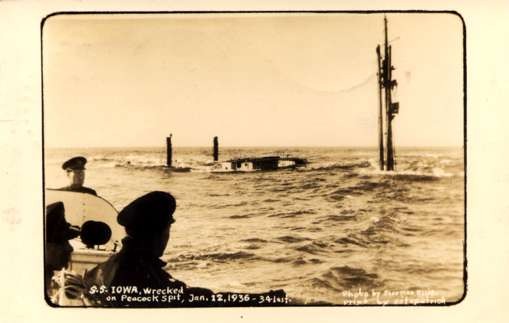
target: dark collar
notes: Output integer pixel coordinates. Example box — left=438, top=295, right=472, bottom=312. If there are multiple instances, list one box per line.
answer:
left=119, top=236, right=167, bottom=268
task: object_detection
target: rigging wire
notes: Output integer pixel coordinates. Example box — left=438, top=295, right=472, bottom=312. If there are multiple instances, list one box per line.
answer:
left=334, top=72, right=377, bottom=94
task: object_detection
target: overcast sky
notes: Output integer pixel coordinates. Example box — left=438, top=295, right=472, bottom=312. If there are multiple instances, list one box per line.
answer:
left=43, top=13, right=463, bottom=148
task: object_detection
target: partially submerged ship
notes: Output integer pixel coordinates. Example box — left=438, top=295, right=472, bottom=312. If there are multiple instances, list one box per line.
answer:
left=165, top=135, right=308, bottom=173
left=213, top=155, right=308, bottom=172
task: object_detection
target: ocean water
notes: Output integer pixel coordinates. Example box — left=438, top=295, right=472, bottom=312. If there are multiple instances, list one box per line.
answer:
left=44, top=147, right=465, bottom=305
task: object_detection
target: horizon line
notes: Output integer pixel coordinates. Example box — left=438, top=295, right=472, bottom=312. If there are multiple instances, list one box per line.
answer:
left=45, top=144, right=464, bottom=150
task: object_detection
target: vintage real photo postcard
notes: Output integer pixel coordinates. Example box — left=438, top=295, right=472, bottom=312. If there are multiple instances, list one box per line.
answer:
left=41, top=11, right=465, bottom=307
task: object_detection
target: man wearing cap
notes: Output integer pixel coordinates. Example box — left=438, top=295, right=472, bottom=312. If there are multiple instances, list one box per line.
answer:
left=84, top=191, right=286, bottom=307
left=45, top=201, right=84, bottom=305
left=59, top=156, right=97, bottom=196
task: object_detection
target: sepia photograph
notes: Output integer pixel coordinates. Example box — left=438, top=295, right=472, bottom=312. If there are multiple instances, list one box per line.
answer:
left=41, top=11, right=465, bottom=307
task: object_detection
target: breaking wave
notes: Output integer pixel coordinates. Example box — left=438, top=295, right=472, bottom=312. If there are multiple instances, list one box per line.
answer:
left=303, top=161, right=371, bottom=172
left=357, top=167, right=456, bottom=180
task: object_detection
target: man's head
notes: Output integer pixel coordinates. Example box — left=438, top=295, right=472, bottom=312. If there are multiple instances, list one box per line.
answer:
left=62, top=156, right=87, bottom=187
left=117, top=191, right=177, bottom=257
left=45, top=202, right=80, bottom=272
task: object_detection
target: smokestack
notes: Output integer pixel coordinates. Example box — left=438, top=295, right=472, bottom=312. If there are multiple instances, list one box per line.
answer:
left=166, top=134, right=173, bottom=167
left=213, top=136, right=219, bottom=162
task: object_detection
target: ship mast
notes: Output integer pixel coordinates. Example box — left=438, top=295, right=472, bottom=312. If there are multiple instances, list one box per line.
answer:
left=376, top=44, right=384, bottom=171
left=377, top=15, right=400, bottom=171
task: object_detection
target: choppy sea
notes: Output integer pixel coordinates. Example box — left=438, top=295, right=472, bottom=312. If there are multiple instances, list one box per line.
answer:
left=44, top=146, right=465, bottom=305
